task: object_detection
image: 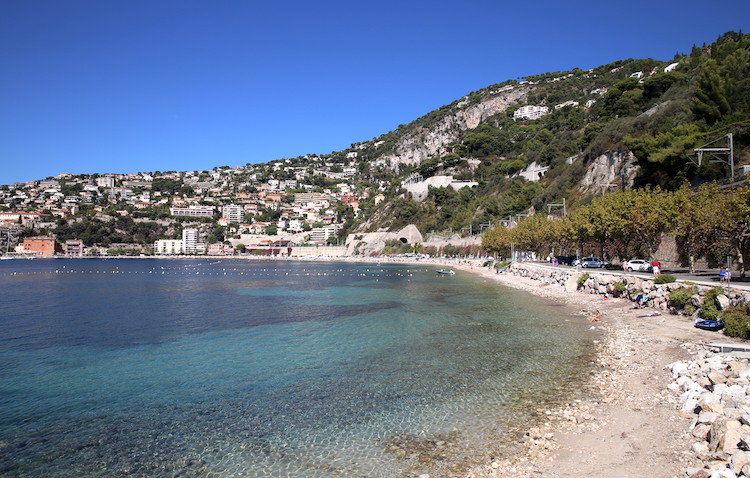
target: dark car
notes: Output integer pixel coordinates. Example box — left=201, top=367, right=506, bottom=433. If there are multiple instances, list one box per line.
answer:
left=555, top=255, right=577, bottom=265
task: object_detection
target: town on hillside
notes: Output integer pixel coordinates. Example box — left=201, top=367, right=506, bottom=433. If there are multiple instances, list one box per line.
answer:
left=0, top=159, right=381, bottom=257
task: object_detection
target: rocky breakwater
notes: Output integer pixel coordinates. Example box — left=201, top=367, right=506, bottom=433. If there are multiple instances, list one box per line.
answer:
left=508, top=263, right=750, bottom=315
left=669, top=348, right=750, bottom=478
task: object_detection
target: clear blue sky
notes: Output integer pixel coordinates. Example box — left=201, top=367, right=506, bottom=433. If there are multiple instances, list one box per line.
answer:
left=1, top=0, right=748, bottom=185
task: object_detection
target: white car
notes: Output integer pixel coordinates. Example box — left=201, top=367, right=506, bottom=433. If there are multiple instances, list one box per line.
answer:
left=624, top=259, right=652, bottom=272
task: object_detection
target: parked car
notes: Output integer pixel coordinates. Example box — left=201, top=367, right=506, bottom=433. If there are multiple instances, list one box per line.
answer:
left=624, top=259, right=653, bottom=272
left=556, top=255, right=577, bottom=265
left=578, top=256, right=610, bottom=268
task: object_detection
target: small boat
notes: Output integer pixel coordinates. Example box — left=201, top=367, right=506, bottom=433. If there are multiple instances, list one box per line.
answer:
left=436, top=269, right=455, bottom=275
left=694, top=319, right=724, bottom=331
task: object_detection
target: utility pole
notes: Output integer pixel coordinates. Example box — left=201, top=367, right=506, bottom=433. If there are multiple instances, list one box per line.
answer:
left=695, top=133, right=734, bottom=181
left=547, top=198, right=567, bottom=216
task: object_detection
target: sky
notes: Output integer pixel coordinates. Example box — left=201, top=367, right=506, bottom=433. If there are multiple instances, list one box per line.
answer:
left=1, top=1, right=749, bottom=185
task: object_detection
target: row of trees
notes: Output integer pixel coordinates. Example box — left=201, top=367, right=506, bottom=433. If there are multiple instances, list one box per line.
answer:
left=482, top=184, right=750, bottom=274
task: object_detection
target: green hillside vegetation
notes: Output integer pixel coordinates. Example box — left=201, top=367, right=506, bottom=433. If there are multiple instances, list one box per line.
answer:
left=361, top=31, right=749, bottom=235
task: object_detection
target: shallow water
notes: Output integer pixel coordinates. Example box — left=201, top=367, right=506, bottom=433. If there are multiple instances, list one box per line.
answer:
left=0, top=259, right=598, bottom=477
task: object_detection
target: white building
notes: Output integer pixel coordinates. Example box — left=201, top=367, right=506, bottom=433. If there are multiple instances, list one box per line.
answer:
left=170, top=205, right=215, bottom=217
left=310, top=224, right=341, bottom=244
left=182, top=228, right=199, bottom=254
left=154, top=239, right=184, bottom=255
left=554, top=101, right=579, bottom=110
left=513, top=105, right=549, bottom=121
left=222, top=204, right=244, bottom=224
left=97, top=177, right=115, bottom=188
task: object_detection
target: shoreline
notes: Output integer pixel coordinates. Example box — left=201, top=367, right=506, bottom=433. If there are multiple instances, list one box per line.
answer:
left=6, top=255, right=741, bottom=476
left=455, top=262, right=742, bottom=477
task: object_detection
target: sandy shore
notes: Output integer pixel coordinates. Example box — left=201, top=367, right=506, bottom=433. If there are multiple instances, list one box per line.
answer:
left=236, top=254, right=742, bottom=476
left=440, top=261, right=746, bottom=478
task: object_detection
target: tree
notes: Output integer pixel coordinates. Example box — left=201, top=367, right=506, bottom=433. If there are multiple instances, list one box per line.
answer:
left=673, top=184, right=725, bottom=272
left=512, top=214, right=553, bottom=254
left=721, top=186, right=750, bottom=276
left=482, top=226, right=512, bottom=257
left=693, top=60, right=731, bottom=124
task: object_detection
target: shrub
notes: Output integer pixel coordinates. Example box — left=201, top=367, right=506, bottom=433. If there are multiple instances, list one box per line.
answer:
left=721, top=307, right=750, bottom=339
left=577, top=273, right=590, bottom=288
left=613, top=281, right=626, bottom=296
left=654, top=274, right=676, bottom=284
left=700, top=287, right=724, bottom=321
left=668, top=287, right=696, bottom=314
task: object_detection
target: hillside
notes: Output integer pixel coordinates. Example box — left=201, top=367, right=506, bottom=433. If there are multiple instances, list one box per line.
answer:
left=352, top=31, right=749, bottom=234
left=1, top=31, right=748, bottom=257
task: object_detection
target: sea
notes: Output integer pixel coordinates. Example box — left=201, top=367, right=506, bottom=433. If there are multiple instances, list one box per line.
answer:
left=0, top=258, right=599, bottom=477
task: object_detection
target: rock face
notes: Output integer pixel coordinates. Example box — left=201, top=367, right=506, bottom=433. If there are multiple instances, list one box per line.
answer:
left=380, top=86, right=529, bottom=169
left=577, top=150, right=639, bottom=195
left=345, top=224, right=424, bottom=256
left=669, top=350, right=750, bottom=476
left=403, top=175, right=478, bottom=202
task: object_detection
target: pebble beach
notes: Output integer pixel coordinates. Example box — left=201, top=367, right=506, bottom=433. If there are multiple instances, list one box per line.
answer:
left=453, top=261, right=749, bottom=478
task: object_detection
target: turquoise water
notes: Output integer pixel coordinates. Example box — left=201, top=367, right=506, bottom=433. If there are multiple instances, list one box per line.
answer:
left=0, top=259, right=598, bottom=477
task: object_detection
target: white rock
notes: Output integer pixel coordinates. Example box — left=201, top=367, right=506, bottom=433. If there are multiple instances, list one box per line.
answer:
left=710, top=371, right=729, bottom=385
left=698, top=411, right=721, bottom=424
left=691, top=442, right=710, bottom=455
left=723, top=420, right=743, bottom=452
left=682, top=398, right=700, bottom=417
left=716, top=294, right=731, bottom=311
left=678, top=375, right=696, bottom=391
left=715, top=384, right=730, bottom=395
left=671, top=361, right=690, bottom=377
left=723, top=385, right=747, bottom=404
left=713, top=468, right=738, bottom=478
left=700, top=392, right=726, bottom=414
left=730, top=451, right=750, bottom=474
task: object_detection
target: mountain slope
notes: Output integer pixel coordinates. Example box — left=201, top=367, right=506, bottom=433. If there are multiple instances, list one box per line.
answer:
left=349, top=31, right=749, bottom=235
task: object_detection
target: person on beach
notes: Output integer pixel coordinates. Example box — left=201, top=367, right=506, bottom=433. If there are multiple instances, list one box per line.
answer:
left=634, top=293, right=648, bottom=309
left=589, top=310, right=602, bottom=322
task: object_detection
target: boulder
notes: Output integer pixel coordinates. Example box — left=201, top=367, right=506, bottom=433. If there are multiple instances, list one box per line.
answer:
left=686, top=468, right=710, bottom=478
left=709, top=417, right=728, bottom=451
left=723, top=386, right=748, bottom=404
left=723, top=420, right=744, bottom=452
left=701, top=392, right=726, bottom=414
left=716, top=294, right=731, bottom=311
left=730, top=450, right=750, bottom=474
left=698, top=412, right=722, bottom=425
left=709, top=371, right=729, bottom=386
left=670, top=361, right=690, bottom=378
left=692, top=424, right=712, bottom=440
